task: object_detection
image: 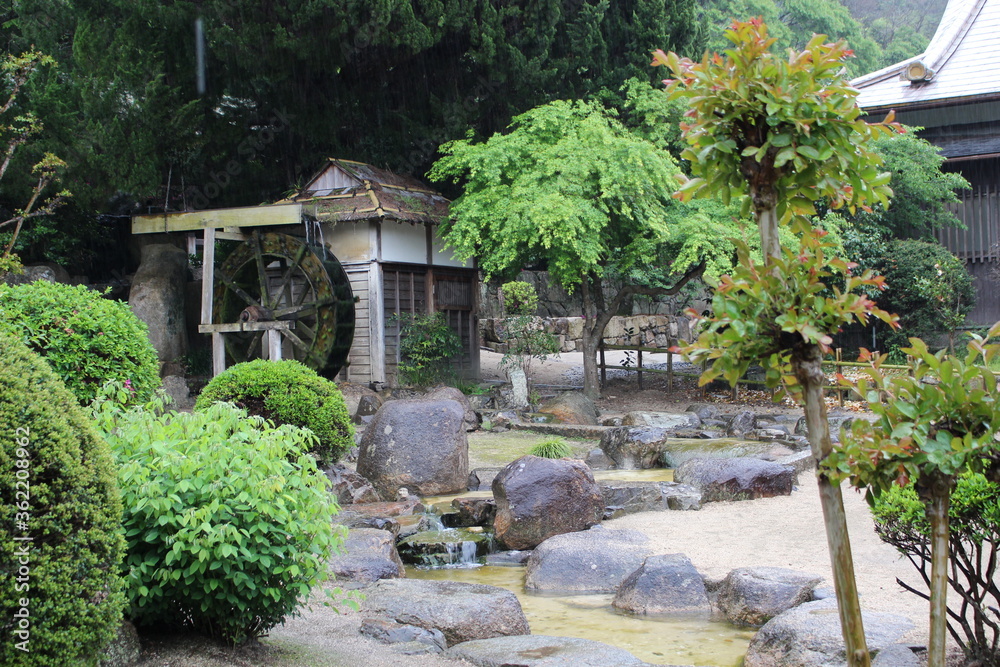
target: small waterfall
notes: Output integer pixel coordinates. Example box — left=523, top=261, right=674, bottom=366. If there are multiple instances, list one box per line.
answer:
left=460, top=540, right=478, bottom=564
left=397, top=529, right=489, bottom=568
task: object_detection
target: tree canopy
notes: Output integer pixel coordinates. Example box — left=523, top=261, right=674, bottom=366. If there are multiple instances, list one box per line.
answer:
left=430, top=98, right=721, bottom=396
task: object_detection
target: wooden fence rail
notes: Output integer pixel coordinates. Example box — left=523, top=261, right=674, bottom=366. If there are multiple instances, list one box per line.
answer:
left=595, top=343, right=982, bottom=405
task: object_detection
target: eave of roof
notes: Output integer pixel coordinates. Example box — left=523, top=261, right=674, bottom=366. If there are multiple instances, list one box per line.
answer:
left=853, top=0, right=1000, bottom=112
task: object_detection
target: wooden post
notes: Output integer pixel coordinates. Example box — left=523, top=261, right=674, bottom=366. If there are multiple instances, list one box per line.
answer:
left=637, top=347, right=644, bottom=390
left=201, top=227, right=226, bottom=377
left=212, top=334, right=225, bottom=377
left=267, top=330, right=282, bottom=360
left=667, top=341, right=674, bottom=393
left=599, top=341, right=607, bottom=389
left=836, top=348, right=845, bottom=407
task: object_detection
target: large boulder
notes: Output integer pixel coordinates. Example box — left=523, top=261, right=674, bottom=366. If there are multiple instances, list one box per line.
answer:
left=537, top=391, right=598, bottom=425
left=337, top=382, right=383, bottom=420
left=600, top=427, right=673, bottom=469
left=744, top=599, right=914, bottom=667
left=601, top=428, right=793, bottom=470
left=673, top=458, right=795, bottom=502
left=362, top=579, right=530, bottom=647
left=424, top=386, right=479, bottom=431
left=612, top=554, right=711, bottom=616
left=443, top=497, right=496, bottom=528
left=524, top=526, right=654, bottom=594
left=335, top=496, right=425, bottom=529
left=726, top=410, right=757, bottom=438
left=327, top=528, right=404, bottom=586
left=621, top=411, right=701, bottom=429
left=323, top=463, right=381, bottom=505
left=600, top=481, right=702, bottom=518
left=492, top=455, right=604, bottom=550
left=128, top=243, right=189, bottom=363
left=359, top=617, right=447, bottom=653
left=446, top=635, right=650, bottom=666
left=357, top=399, right=469, bottom=499
left=98, top=621, right=141, bottom=667
left=161, top=375, right=194, bottom=410
left=714, top=567, right=823, bottom=627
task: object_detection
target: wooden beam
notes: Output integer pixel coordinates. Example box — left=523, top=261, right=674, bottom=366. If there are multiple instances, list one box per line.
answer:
left=217, top=227, right=248, bottom=241
left=132, top=203, right=301, bottom=234
left=198, top=321, right=294, bottom=334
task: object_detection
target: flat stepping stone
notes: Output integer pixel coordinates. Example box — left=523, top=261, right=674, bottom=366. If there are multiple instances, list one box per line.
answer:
left=362, top=578, right=529, bottom=647
left=445, top=634, right=664, bottom=666
left=744, top=599, right=914, bottom=666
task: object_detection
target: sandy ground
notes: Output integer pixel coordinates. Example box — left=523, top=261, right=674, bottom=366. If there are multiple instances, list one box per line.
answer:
left=138, top=349, right=943, bottom=666
left=607, top=472, right=931, bottom=643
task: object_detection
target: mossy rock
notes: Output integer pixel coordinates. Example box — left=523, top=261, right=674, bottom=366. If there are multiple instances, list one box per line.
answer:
left=0, top=331, right=126, bottom=666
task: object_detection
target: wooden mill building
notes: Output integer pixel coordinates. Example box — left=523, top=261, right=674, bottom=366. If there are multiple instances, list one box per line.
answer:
left=853, top=0, right=1000, bottom=324
left=132, top=159, right=479, bottom=385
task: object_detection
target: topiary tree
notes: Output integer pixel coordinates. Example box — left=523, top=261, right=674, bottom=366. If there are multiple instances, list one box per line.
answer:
left=195, top=359, right=353, bottom=466
left=500, top=281, right=539, bottom=316
left=871, top=472, right=1000, bottom=665
left=498, top=281, right=559, bottom=389
left=0, top=331, right=125, bottom=666
left=825, top=333, right=1000, bottom=667
left=655, top=19, right=900, bottom=665
left=90, top=389, right=347, bottom=645
left=0, top=280, right=160, bottom=405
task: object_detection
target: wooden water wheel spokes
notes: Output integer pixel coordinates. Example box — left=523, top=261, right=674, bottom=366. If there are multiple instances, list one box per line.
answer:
left=214, top=232, right=355, bottom=377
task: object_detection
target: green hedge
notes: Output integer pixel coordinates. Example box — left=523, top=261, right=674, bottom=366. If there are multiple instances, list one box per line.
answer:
left=0, top=280, right=160, bottom=405
left=195, top=359, right=354, bottom=465
left=0, top=332, right=125, bottom=666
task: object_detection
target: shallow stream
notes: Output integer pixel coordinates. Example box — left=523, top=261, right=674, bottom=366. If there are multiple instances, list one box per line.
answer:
left=407, top=564, right=753, bottom=666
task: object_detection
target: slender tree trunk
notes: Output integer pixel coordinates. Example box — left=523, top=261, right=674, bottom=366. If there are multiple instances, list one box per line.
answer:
left=793, top=342, right=871, bottom=667
left=921, top=472, right=953, bottom=667
left=580, top=276, right=602, bottom=400
left=758, top=193, right=869, bottom=664
left=757, top=205, right=781, bottom=264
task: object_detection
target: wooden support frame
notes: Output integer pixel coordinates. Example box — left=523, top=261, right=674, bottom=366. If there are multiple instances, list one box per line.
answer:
left=132, top=203, right=301, bottom=234
left=198, top=321, right=296, bottom=376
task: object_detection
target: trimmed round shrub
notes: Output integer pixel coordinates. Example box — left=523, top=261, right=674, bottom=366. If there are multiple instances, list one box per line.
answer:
left=876, top=239, right=975, bottom=344
left=0, top=332, right=126, bottom=666
left=501, top=280, right=539, bottom=316
left=0, top=280, right=160, bottom=405
left=195, top=359, right=353, bottom=465
left=90, top=394, right=343, bottom=644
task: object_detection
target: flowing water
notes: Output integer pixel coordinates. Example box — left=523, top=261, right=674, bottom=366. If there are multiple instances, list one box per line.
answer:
left=407, top=565, right=753, bottom=666
left=409, top=462, right=756, bottom=665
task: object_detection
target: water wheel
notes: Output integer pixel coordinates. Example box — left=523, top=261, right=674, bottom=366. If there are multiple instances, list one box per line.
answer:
left=213, top=232, right=355, bottom=377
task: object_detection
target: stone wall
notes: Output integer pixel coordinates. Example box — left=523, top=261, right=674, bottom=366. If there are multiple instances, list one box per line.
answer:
left=480, top=270, right=711, bottom=320
left=481, top=314, right=694, bottom=354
